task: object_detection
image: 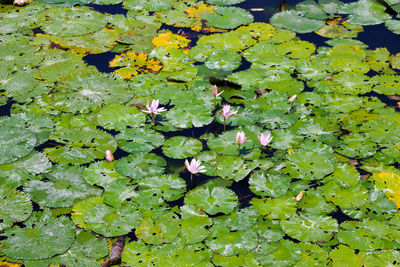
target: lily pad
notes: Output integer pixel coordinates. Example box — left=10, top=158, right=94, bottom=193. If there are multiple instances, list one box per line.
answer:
left=179, top=204, right=213, bottom=244
left=249, top=170, right=291, bottom=198
left=115, top=152, right=166, bottom=179
left=204, top=6, right=253, bottom=29
left=185, top=186, right=238, bottom=215
left=251, top=195, right=297, bottom=220
left=0, top=126, right=37, bottom=164
left=0, top=187, right=32, bottom=231
left=1, top=209, right=75, bottom=260
left=270, top=10, right=325, bottom=33
left=24, top=164, right=102, bottom=208
left=204, top=50, right=242, bottom=71
left=162, top=136, right=203, bottom=159
left=207, top=130, right=254, bottom=156
left=96, top=104, right=146, bottom=131
left=116, top=127, right=164, bottom=153
left=281, top=213, right=338, bottom=242
left=138, top=175, right=186, bottom=201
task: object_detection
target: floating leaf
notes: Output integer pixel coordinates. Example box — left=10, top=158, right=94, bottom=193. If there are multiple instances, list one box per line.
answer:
left=24, top=164, right=102, bottom=208
left=204, top=50, right=242, bottom=71
left=162, top=136, right=203, bottom=159
left=340, top=0, right=391, bottom=25
left=372, top=172, right=400, bottom=208
left=315, top=23, right=363, bottom=39
left=116, top=127, right=164, bottom=153
left=152, top=31, right=190, bottom=48
left=251, top=195, right=297, bottom=220
left=207, top=131, right=254, bottom=156
left=249, top=170, right=291, bottom=198
left=115, top=152, right=166, bottom=179
left=179, top=205, right=212, bottom=244
left=320, top=182, right=369, bottom=209
left=270, top=10, right=325, bottom=33
left=206, top=226, right=258, bottom=256
left=138, top=175, right=186, bottom=202
left=216, top=156, right=258, bottom=182
left=204, top=6, right=253, bottom=29
left=0, top=126, right=37, bottom=164
left=135, top=212, right=180, bottom=245
left=1, top=209, right=75, bottom=260
left=185, top=186, right=238, bottom=215
left=276, top=40, right=316, bottom=59
left=84, top=201, right=142, bottom=237
left=281, top=213, right=338, bottom=242
left=330, top=245, right=363, bottom=266
left=110, top=52, right=163, bottom=79
left=37, top=6, right=107, bottom=36
left=0, top=187, right=32, bottom=231
left=97, top=104, right=146, bottom=131
left=166, top=105, right=213, bottom=128
left=123, top=0, right=172, bottom=11
left=205, top=0, right=246, bottom=5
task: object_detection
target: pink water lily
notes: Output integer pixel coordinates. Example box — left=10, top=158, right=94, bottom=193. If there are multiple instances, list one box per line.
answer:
left=221, top=105, right=237, bottom=131
left=105, top=150, right=114, bottom=162
left=221, top=105, right=237, bottom=118
left=236, top=131, right=248, bottom=156
left=142, top=99, right=166, bottom=124
left=257, top=132, right=273, bottom=147
left=212, top=85, right=224, bottom=97
left=185, top=158, right=206, bottom=185
left=185, top=158, right=206, bottom=174
left=142, top=99, right=167, bottom=114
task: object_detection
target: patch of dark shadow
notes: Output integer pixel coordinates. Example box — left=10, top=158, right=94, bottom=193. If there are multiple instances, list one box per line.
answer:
left=113, top=147, right=131, bottom=161
left=96, top=126, right=119, bottom=137
left=236, top=0, right=291, bottom=23
left=126, top=231, right=138, bottom=241
left=363, top=91, right=400, bottom=110
left=328, top=208, right=356, bottom=224
left=209, top=77, right=242, bottom=90
left=87, top=3, right=127, bottom=15
left=282, top=234, right=300, bottom=243
left=229, top=177, right=257, bottom=208
left=0, top=99, right=14, bottom=117
left=32, top=201, right=42, bottom=212
left=32, top=27, right=44, bottom=35
left=34, top=140, right=64, bottom=152
left=83, top=52, right=119, bottom=73
left=235, top=57, right=252, bottom=72
left=160, top=122, right=217, bottom=139
left=167, top=196, right=184, bottom=208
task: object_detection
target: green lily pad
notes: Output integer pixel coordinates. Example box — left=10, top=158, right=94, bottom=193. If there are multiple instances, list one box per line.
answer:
left=204, top=7, right=253, bottom=29
left=0, top=187, right=32, bottom=231
left=39, top=73, right=132, bottom=114
left=44, top=126, right=117, bottom=164
left=38, top=6, right=107, bottom=36
left=179, top=204, right=212, bottom=244
left=281, top=213, right=338, bottom=242
left=0, top=151, right=52, bottom=187
left=255, top=240, right=302, bottom=266
left=1, top=209, right=75, bottom=260
left=371, top=74, right=400, bottom=95
left=85, top=201, right=142, bottom=237
left=123, top=0, right=172, bottom=11
left=276, top=40, right=316, bottom=59
left=166, top=105, right=213, bottom=129
left=204, top=50, right=242, bottom=72
left=135, top=212, right=180, bottom=245
left=297, top=189, right=335, bottom=215
left=161, top=242, right=213, bottom=266
left=270, top=10, right=325, bottom=33
left=320, top=182, right=369, bottom=209
left=116, top=127, right=164, bottom=153
left=205, top=0, right=246, bottom=5
left=213, top=206, right=259, bottom=231
left=249, top=170, right=291, bottom=198
left=185, top=186, right=238, bottom=215
left=340, top=0, right=391, bottom=25
left=138, top=175, right=186, bottom=202
left=162, top=136, right=203, bottom=159
left=115, top=152, right=166, bottom=179
left=24, top=164, right=102, bottom=208
left=122, top=240, right=160, bottom=266
left=330, top=245, right=363, bottom=266
left=51, top=229, right=108, bottom=267
left=284, top=151, right=335, bottom=180
left=96, top=104, right=146, bottom=131
left=71, top=197, right=103, bottom=229
left=207, top=130, right=254, bottom=156
left=0, top=126, right=37, bottom=164
left=251, top=195, right=297, bottom=220
left=206, top=226, right=258, bottom=256
left=215, top=156, right=258, bottom=182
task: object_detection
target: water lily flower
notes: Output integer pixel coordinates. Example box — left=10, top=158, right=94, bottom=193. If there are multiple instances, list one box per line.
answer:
left=221, top=105, right=237, bottom=131
left=185, top=158, right=206, bottom=184
left=142, top=99, right=167, bottom=114
left=288, top=94, right=297, bottom=102
left=258, top=132, right=273, bottom=147
left=141, top=99, right=166, bottom=124
left=105, top=150, right=114, bottom=162
left=221, top=105, right=237, bottom=118
left=212, top=85, right=224, bottom=97
left=236, top=131, right=248, bottom=156
left=296, top=191, right=305, bottom=202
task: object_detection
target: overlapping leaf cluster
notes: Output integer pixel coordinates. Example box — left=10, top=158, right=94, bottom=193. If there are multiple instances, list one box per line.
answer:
left=1, top=0, right=400, bottom=266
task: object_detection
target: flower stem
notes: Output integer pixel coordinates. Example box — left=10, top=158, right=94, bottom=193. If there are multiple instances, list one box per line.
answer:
left=190, top=173, right=193, bottom=186
left=151, top=114, right=155, bottom=125
left=224, top=117, right=226, bottom=132
left=213, top=97, right=216, bottom=111
left=238, top=144, right=241, bottom=156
